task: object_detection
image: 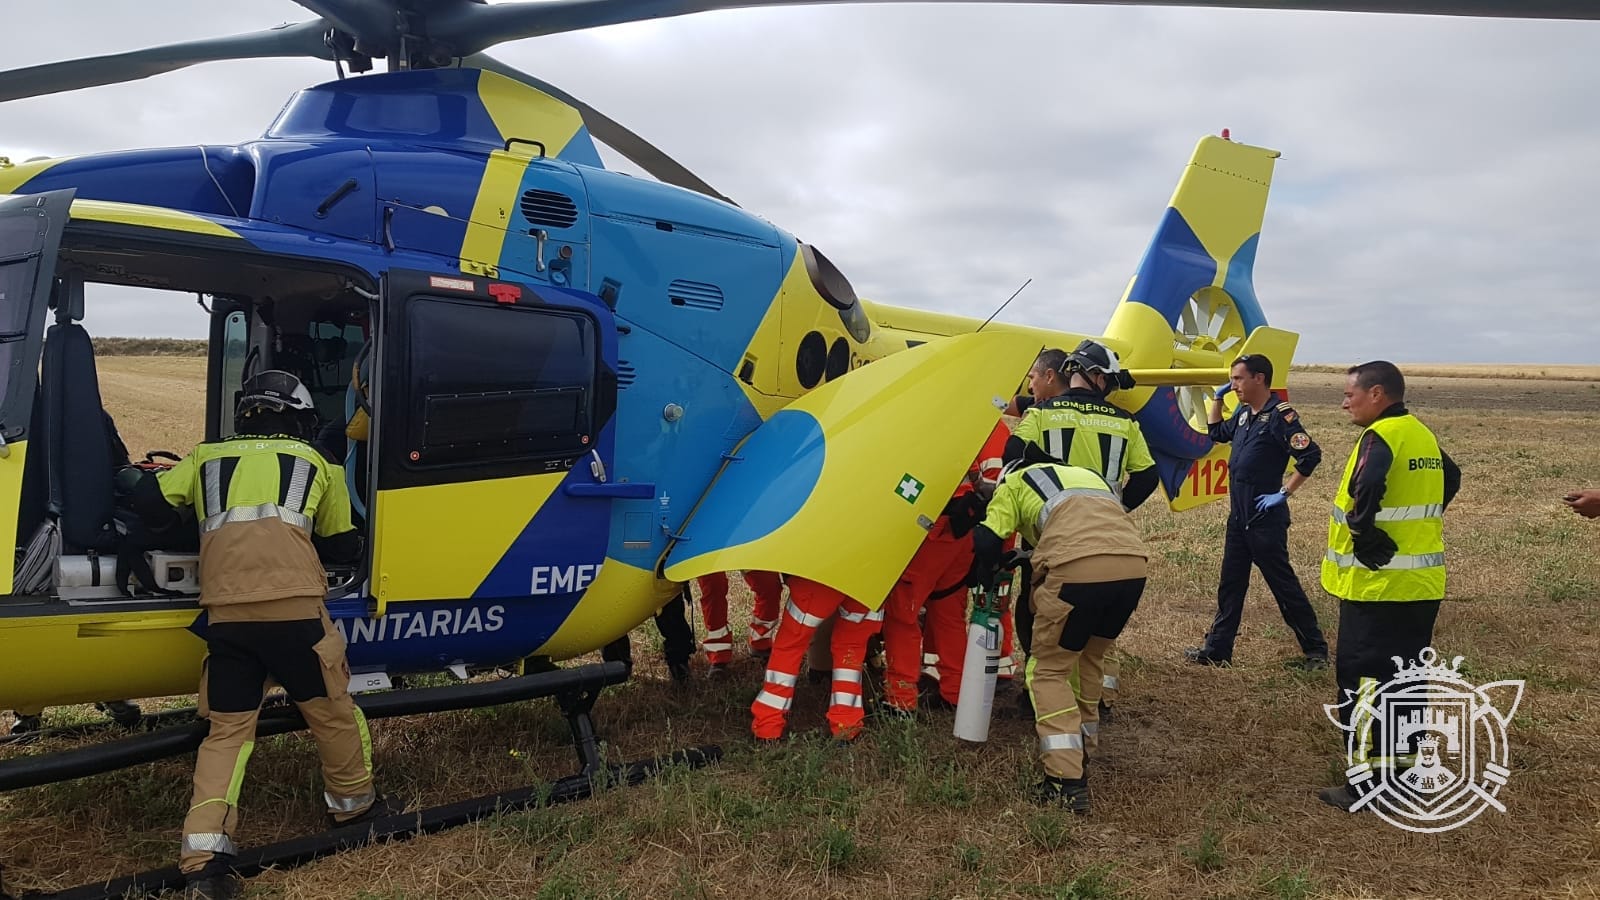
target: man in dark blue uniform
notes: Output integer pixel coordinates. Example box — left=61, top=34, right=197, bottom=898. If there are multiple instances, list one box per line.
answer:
left=1184, top=354, right=1330, bottom=668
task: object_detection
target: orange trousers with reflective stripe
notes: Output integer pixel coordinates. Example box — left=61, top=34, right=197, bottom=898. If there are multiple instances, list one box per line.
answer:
left=884, top=520, right=973, bottom=709
left=750, top=576, right=881, bottom=741
left=695, top=570, right=784, bottom=664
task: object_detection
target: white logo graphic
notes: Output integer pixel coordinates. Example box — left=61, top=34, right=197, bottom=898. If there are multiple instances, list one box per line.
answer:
left=1325, top=647, right=1523, bottom=833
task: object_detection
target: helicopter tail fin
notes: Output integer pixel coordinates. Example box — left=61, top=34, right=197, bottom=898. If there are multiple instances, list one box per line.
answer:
left=1097, top=135, right=1286, bottom=507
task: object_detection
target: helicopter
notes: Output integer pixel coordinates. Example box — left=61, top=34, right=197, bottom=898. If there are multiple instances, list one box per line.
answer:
left=1, top=0, right=1588, bottom=773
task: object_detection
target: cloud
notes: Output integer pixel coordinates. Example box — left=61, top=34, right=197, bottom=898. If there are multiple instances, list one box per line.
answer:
left=1, top=1, right=1596, bottom=362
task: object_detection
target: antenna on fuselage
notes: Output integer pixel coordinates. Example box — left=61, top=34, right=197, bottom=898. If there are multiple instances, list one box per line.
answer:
left=976, top=278, right=1032, bottom=333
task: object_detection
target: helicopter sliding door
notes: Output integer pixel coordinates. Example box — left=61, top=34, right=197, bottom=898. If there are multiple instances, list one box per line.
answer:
left=360, top=270, right=618, bottom=671
left=1, top=190, right=72, bottom=596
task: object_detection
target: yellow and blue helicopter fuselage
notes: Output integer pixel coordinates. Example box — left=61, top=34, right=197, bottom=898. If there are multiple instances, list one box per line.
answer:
left=0, top=68, right=891, bottom=712
left=0, top=67, right=1291, bottom=715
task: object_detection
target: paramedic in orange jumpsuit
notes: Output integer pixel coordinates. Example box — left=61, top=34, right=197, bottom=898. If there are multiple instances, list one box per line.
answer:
left=693, top=570, right=784, bottom=670
left=883, top=422, right=1010, bottom=713
left=750, top=576, right=883, bottom=741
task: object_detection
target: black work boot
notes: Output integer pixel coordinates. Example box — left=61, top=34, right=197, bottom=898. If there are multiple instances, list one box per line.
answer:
left=1288, top=654, right=1329, bottom=672
left=1097, top=700, right=1113, bottom=725
left=1014, top=690, right=1035, bottom=719
left=8, top=714, right=41, bottom=735
left=184, top=855, right=239, bottom=900
left=1033, top=775, right=1091, bottom=814
left=1318, top=784, right=1359, bottom=812
left=666, top=659, right=692, bottom=683
left=1183, top=646, right=1232, bottom=667
left=98, top=700, right=144, bottom=728
left=329, top=793, right=407, bottom=829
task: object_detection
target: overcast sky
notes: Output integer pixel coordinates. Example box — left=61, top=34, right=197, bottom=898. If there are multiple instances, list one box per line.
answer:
left=2, top=2, right=1596, bottom=363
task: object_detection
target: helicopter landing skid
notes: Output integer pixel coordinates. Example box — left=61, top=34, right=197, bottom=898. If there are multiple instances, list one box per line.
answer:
left=0, top=662, right=632, bottom=792
left=1, top=660, right=723, bottom=898
left=18, top=746, right=722, bottom=900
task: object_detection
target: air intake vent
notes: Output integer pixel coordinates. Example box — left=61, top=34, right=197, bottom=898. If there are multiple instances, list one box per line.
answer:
left=668, top=280, right=724, bottom=311
left=519, top=189, right=579, bottom=229
left=616, top=360, right=637, bottom=388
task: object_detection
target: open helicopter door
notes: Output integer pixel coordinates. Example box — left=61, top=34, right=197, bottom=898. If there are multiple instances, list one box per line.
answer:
left=0, top=190, right=72, bottom=596
left=361, top=270, right=618, bottom=670
left=664, top=331, right=1041, bottom=610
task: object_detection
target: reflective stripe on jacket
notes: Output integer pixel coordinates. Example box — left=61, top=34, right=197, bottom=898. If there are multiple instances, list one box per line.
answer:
left=980, top=463, right=1146, bottom=568
left=1321, top=415, right=1445, bottom=602
left=159, top=438, right=353, bottom=609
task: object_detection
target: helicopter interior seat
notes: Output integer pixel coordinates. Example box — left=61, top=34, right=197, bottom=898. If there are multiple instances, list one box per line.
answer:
left=15, top=323, right=201, bottom=600
left=10, top=322, right=124, bottom=597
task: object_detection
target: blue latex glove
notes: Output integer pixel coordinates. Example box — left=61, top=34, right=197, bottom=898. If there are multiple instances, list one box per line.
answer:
left=1254, top=491, right=1289, bottom=514
left=1213, top=383, right=1233, bottom=401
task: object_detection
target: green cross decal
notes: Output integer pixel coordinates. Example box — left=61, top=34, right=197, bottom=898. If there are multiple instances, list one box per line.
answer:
left=895, top=474, right=925, bottom=504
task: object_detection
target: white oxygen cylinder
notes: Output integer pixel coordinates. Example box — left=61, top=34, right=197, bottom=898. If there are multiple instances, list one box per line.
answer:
left=953, top=587, right=1002, bottom=743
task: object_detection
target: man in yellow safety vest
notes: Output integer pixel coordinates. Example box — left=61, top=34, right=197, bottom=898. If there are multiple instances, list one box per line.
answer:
left=1318, top=361, right=1460, bottom=812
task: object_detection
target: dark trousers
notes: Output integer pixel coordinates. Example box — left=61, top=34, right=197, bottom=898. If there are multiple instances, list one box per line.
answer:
left=1205, top=511, right=1328, bottom=659
left=601, top=588, right=698, bottom=672
left=1334, top=598, right=1441, bottom=729
left=655, top=588, right=697, bottom=666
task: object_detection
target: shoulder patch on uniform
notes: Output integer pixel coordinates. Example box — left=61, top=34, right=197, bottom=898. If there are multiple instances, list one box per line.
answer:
left=1281, top=408, right=1298, bottom=423
left=1290, top=432, right=1311, bottom=450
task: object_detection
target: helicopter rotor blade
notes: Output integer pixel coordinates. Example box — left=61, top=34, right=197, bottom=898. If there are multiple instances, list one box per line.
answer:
left=466, top=53, right=736, bottom=206
left=434, top=0, right=1600, bottom=52
left=0, top=20, right=333, bottom=103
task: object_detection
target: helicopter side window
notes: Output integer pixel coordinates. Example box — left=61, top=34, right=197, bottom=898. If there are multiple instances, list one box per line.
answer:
left=403, top=297, right=597, bottom=469
left=215, top=309, right=248, bottom=437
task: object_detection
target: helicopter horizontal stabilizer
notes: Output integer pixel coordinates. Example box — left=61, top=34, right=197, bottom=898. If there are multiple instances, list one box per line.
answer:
left=663, top=331, right=1042, bottom=610
left=1155, top=324, right=1301, bottom=507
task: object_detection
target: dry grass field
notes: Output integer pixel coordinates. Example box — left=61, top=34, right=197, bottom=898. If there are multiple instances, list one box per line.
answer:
left=3, top=366, right=1599, bottom=899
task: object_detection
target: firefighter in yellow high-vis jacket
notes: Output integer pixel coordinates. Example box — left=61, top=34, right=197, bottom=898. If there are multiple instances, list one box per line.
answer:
left=132, top=370, right=394, bottom=899
left=966, top=460, right=1149, bottom=814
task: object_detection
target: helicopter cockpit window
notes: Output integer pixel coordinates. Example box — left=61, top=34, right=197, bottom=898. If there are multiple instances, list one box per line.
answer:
left=799, top=243, right=871, bottom=343
left=405, top=298, right=596, bottom=468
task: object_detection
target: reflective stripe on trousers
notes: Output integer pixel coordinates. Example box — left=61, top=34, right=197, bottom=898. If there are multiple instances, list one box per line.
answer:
left=325, top=786, right=376, bottom=814
left=183, top=832, right=238, bottom=856
left=755, top=689, right=792, bottom=712
left=786, top=600, right=826, bottom=629
left=1040, top=732, right=1084, bottom=753
left=702, top=625, right=733, bottom=653
left=838, top=607, right=884, bottom=625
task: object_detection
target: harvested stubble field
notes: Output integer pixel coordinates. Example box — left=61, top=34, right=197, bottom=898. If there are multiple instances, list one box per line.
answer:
left=3, top=362, right=1599, bottom=899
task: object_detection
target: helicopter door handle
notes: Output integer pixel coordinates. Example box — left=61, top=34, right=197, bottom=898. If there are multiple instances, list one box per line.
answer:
left=0, top=427, right=9, bottom=459
left=532, top=229, right=548, bottom=272
left=588, top=449, right=607, bottom=483
left=315, top=178, right=359, bottom=218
